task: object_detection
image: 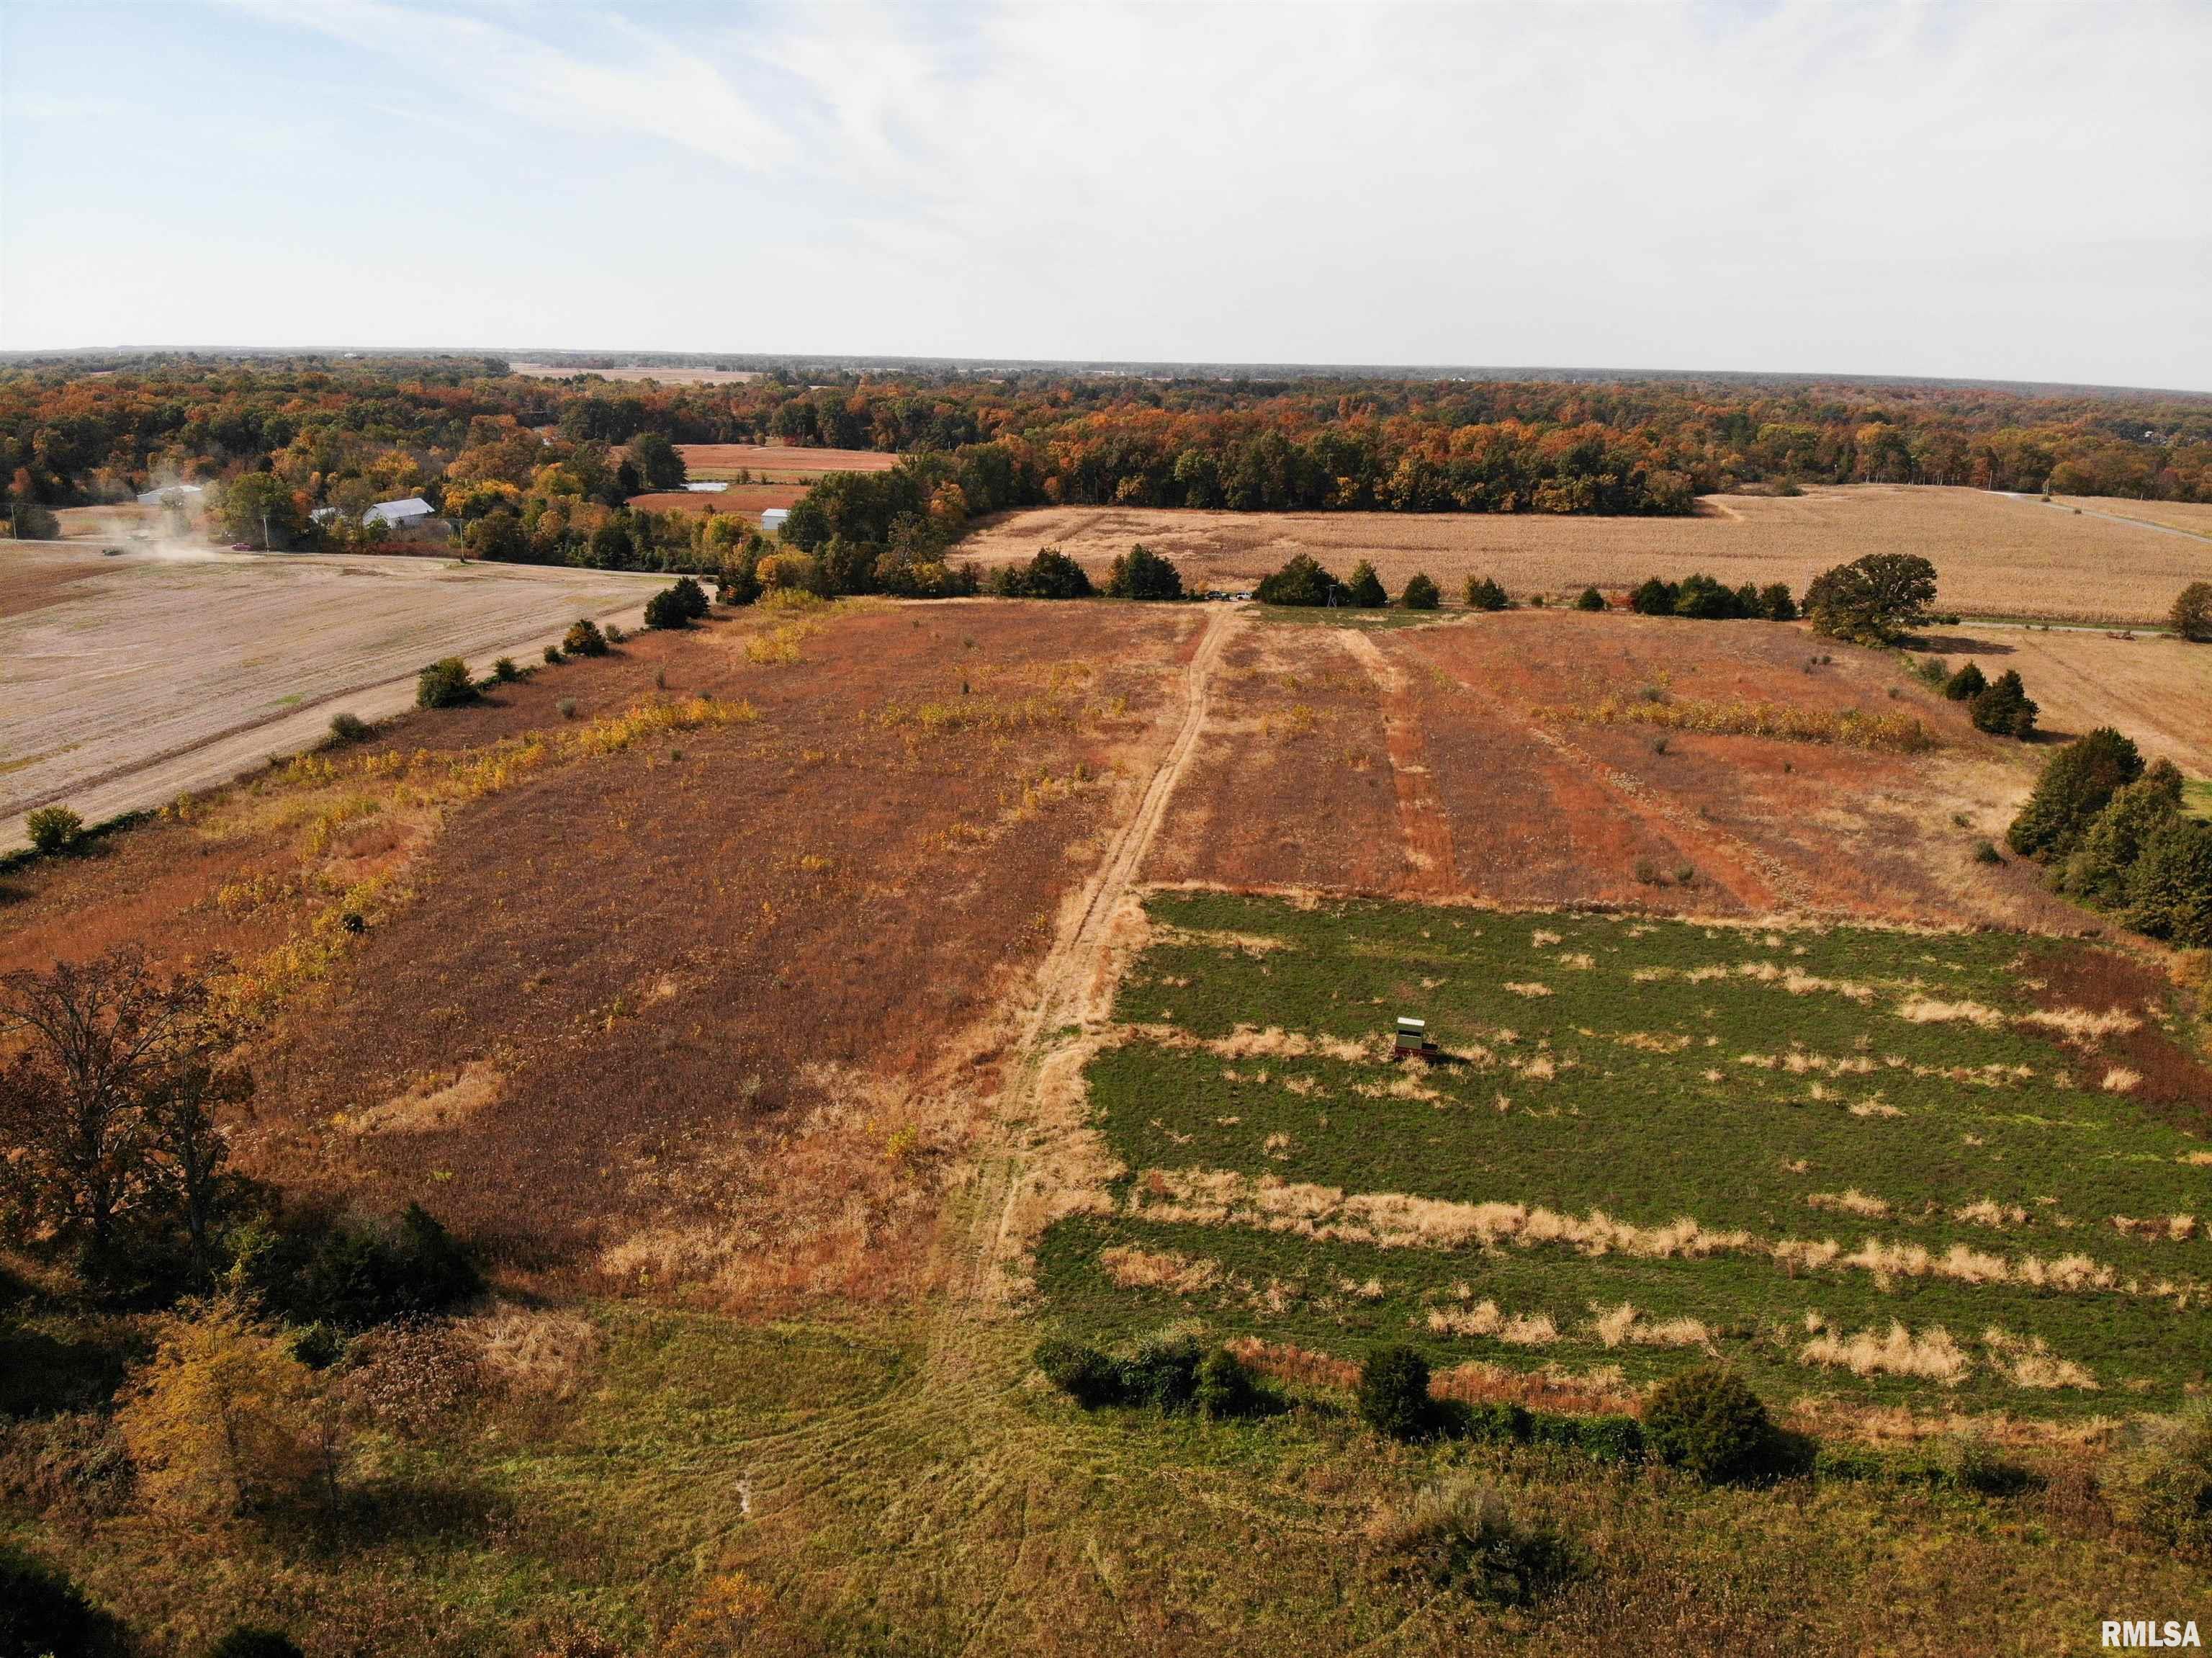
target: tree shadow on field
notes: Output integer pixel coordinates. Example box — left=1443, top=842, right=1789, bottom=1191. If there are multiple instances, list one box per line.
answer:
left=0, top=1326, right=135, bottom=1419
left=282, top=1472, right=514, bottom=1556
left=1913, top=629, right=2018, bottom=657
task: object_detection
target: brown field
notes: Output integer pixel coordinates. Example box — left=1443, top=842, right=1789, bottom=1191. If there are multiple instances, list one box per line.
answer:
left=960, top=485, right=2211, bottom=623
left=1149, top=608, right=2084, bottom=933
left=679, top=442, right=899, bottom=478
left=0, top=600, right=1198, bottom=1301
left=509, top=362, right=761, bottom=384
left=2052, top=495, right=2212, bottom=539
left=1920, top=623, right=2212, bottom=777
left=626, top=483, right=806, bottom=517
left=0, top=542, right=670, bottom=848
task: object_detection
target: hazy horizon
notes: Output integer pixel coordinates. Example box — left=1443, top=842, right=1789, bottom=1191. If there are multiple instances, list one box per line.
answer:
left=4, top=1, right=2208, bottom=391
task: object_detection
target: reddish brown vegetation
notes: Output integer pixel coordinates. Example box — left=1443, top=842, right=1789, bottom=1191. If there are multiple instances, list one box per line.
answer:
left=2019, top=946, right=2212, bottom=1134
left=0, top=601, right=1199, bottom=1307
left=1156, top=609, right=2090, bottom=931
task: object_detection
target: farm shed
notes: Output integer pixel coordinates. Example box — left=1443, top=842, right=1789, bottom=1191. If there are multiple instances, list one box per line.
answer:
left=760, top=507, right=791, bottom=535
left=136, top=483, right=203, bottom=506
left=365, top=496, right=436, bottom=529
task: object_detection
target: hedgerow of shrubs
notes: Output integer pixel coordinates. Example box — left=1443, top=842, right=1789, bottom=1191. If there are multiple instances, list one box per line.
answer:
left=2009, top=730, right=2212, bottom=944
left=233, top=1202, right=484, bottom=1334
left=1627, top=574, right=1797, bottom=621
left=1034, top=1332, right=1268, bottom=1418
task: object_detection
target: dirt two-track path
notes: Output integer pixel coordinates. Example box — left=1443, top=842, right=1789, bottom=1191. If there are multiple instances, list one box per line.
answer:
left=731, top=608, right=1238, bottom=1626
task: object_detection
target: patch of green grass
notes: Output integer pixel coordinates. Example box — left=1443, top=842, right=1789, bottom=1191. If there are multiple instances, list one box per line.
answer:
left=1041, top=892, right=2212, bottom=1416
left=1250, top=604, right=1453, bottom=629
left=2183, top=778, right=2212, bottom=823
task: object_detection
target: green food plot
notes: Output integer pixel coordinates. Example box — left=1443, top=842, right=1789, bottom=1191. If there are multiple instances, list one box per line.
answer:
left=1038, top=891, right=2212, bottom=1415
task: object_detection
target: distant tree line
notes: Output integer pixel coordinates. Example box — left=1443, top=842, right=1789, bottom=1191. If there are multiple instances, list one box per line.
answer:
left=7, top=361, right=2211, bottom=541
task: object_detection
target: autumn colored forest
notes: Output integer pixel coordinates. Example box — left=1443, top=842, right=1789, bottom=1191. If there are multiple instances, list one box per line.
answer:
left=8, top=356, right=2211, bottom=527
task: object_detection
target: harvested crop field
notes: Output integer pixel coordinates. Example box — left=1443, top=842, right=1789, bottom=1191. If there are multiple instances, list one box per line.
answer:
left=0, top=542, right=670, bottom=846
left=1038, top=890, right=2212, bottom=1418
left=1920, top=624, right=2212, bottom=778
left=679, top=442, right=899, bottom=478
left=2051, top=495, right=2212, bottom=539
left=1149, top=608, right=2083, bottom=933
left=961, top=485, right=2210, bottom=623
left=0, top=598, right=1200, bottom=1301
left=626, top=483, right=806, bottom=516
left=509, top=362, right=760, bottom=384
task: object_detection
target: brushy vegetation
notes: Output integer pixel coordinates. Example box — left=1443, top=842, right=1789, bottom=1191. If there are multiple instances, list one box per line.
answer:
left=22, top=805, right=83, bottom=855
left=1038, top=890, right=2212, bottom=1417
left=1543, top=694, right=1934, bottom=753
left=1628, top=574, right=1795, bottom=622
left=2015, top=730, right=2212, bottom=945
left=1104, top=542, right=1184, bottom=601
left=1372, top=1477, right=1586, bottom=1608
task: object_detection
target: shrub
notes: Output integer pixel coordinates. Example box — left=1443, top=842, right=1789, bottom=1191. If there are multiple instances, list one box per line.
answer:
left=415, top=657, right=476, bottom=709
left=1804, top=552, right=1940, bottom=645
left=1374, top=1479, right=1585, bottom=1608
left=1943, top=660, right=1987, bottom=702
left=1930, top=1431, right=2034, bottom=1498
left=1570, top=1414, right=1646, bottom=1463
left=6, top=499, right=62, bottom=540
left=1629, top=576, right=1678, bottom=616
left=644, top=578, right=709, bottom=629
left=994, top=547, right=1094, bottom=600
left=1255, top=553, right=1344, bottom=607
left=0, top=1544, right=123, bottom=1657
left=1346, top=560, right=1387, bottom=608
left=1642, top=1366, right=1796, bottom=1485
left=603, top=623, right=627, bottom=645
left=1401, top=572, right=1440, bottom=611
left=1035, top=1338, right=1125, bottom=1408
left=2062, top=761, right=2185, bottom=903
left=2170, top=581, right=2212, bottom=644
left=1458, top=1400, right=1532, bottom=1443
left=1675, top=572, right=1746, bottom=619
left=2105, top=1402, right=2212, bottom=1547
left=492, top=657, right=520, bottom=683
left=1464, top=575, right=1510, bottom=612
left=1969, top=668, right=2037, bottom=738
left=1105, top=543, right=1183, bottom=601
left=116, top=1299, right=335, bottom=1520
left=1974, top=840, right=2004, bottom=865
left=24, top=805, right=84, bottom=855
left=1194, top=1347, right=1262, bottom=1418
left=563, top=618, right=608, bottom=657
left=209, top=1628, right=307, bottom=1658
left=1760, top=582, right=1798, bottom=621
left=2124, top=815, right=2212, bottom=946
left=235, top=1203, right=482, bottom=1332
left=327, top=711, right=369, bottom=744
left=544, top=643, right=563, bottom=665
left=1573, top=586, right=1607, bottom=611
left=1358, top=1345, right=1432, bottom=1441
left=2009, top=727, right=2144, bottom=859
left=1120, top=1328, right=1206, bottom=1412
left=557, top=698, right=577, bottom=720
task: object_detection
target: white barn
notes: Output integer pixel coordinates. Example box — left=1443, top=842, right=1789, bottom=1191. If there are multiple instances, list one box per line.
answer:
left=365, top=496, right=436, bottom=529
left=760, top=507, right=791, bottom=536
left=136, top=483, right=204, bottom=507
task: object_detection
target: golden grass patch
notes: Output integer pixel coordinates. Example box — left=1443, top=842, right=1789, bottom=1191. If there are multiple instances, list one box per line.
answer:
left=1543, top=694, right=1935, bottom=753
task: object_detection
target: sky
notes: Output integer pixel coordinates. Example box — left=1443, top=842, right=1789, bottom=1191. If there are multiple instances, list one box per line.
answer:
left=2, top=0, right=2208, bottom=390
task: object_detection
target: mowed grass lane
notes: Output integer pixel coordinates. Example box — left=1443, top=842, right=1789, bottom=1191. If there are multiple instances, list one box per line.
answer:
left=1038, top=891, right=2212, bottom=1417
